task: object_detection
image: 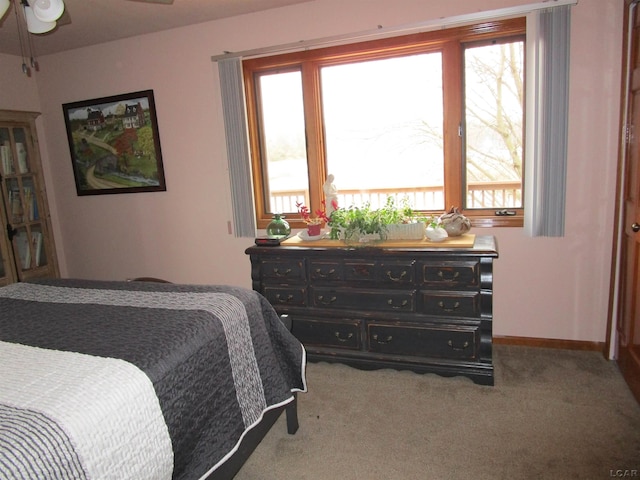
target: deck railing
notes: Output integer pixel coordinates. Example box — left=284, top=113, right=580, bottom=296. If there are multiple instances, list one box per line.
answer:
left=269, top=181, right=521, bottom=213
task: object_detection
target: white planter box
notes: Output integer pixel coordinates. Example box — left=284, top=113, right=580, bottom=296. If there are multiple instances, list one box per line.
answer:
left=385, top=222, right=425, bottom=240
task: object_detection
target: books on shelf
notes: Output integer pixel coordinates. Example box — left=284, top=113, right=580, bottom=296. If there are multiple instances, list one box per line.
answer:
left=23, top=186, right=37, bottom=221
left=15, top=142, right=29, bottom=173
left=31, top=231, right=43, bottom=267
left=5, top=187, right=38, bottom=224
left=0, top=143, right=29, bottom=174
left=15, top=231, right=31, bottom=270
left=9, top=188, right=23, bottom=223
left=14, top=230, right=43, bottom=269
left=1, top=144, right=14, bottom=174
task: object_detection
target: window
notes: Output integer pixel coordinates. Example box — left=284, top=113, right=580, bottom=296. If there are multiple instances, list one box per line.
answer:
left=243, top=18, right=525, bottom=229
left=464, top=39, right=524, bottom=213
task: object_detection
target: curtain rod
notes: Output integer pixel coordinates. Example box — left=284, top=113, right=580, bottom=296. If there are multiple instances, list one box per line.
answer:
left=211, top=0, right=577, bottom=62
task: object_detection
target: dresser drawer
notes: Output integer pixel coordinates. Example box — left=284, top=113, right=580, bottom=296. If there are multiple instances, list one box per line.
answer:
left=344, top=261, right=376, bottom=282
left=342, top=260, right=416, bottom=285
left=309, top=260, right=343, bottom=281
left=311, top=287, right=415, bottom=313
left=420, top=261, right=479, bottom=288
left=420, top=290, right=481, bottom=317
left=262, top=259, right=306, bottom=283
left=379, top=261, right=416, bottom=285
left=291, top=317, right=361, bottom=350
left=263, top=286, right=307, bottom=308
left=367, top=322, right=479, bottom=360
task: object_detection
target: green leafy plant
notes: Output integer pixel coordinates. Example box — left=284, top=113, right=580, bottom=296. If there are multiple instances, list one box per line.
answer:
left=379, top=197, right=411, bottom=224
left=327, top=202, right=386, bottom=242
left=327, top=196, right=434, bottom=243
left=423, top=215, right=440, bottom=228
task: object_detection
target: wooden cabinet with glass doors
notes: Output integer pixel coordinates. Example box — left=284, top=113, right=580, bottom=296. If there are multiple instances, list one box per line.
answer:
left=0, top=110, right=59, bottom=286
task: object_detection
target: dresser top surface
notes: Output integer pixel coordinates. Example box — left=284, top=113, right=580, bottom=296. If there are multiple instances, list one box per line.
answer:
left=246, top=234, right=498, bottom=258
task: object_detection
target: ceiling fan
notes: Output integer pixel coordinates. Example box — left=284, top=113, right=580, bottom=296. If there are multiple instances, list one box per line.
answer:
left=0, top=0, right=176, bottom=75
left=0, top=0, right=66, bottom=34
left=0, top=0, right=176, bottom=35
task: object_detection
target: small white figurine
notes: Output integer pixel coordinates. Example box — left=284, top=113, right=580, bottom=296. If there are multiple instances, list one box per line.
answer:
left=323, top=174, right=338, bottom=217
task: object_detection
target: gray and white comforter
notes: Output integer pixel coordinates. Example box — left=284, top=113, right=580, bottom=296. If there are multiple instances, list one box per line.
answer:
left=0, top=279, right=307, bottom=480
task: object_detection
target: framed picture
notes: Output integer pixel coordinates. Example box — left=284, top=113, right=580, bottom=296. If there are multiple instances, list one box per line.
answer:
left=63, top=90, right=166, bottom=196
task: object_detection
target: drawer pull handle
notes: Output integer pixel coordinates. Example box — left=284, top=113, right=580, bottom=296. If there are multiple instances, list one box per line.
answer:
left=317, top=295, right=337, bottom=305
left=438, top=301, right=460, bottom=312
left=437, top=270, right=460, bottom=282
left=275, top=293, right=294, bottom=303
left=373, top=334, right=393, bottom=344
left=315, top=268, right=336, bottom=278
left=385, top=270, right=407, bottom=282
left=273, top=268, right=292, bottom=277
left=335, top=332, right=354, bottom=342
left=448, top=340, right=469, bottom=351
left=387, top=298, right=409, bottom=309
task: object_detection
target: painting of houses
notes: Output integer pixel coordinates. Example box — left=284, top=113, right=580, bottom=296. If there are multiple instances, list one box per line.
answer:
left=85, top=109, right=105, bottom=131
left=122, top=102, right=146, bottom=129
left=62, top=90, right=165, bottom=195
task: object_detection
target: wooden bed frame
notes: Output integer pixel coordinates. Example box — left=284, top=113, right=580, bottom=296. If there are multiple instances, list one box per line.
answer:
left=208, top=395, right=299, bottom=479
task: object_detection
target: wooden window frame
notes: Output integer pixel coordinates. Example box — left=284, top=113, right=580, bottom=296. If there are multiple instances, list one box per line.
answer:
left=244, top=17, right=526, bottom=230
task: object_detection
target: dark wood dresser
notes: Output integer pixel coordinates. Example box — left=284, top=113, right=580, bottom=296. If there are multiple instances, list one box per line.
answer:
left=245, top=235, right=498, bottom=385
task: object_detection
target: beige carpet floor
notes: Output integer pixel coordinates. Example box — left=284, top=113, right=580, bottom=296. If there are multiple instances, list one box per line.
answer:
left=235, top=345, right=640, bottom=480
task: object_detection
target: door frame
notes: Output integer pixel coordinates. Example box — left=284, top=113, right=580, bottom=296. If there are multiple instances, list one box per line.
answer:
left=607, top=0, right=640, bottom=402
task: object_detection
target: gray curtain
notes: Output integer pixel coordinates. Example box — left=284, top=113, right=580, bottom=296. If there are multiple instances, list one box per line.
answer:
left=217, top=57, right=256, bottom=238
left=524, top=5, right=571, bottom=237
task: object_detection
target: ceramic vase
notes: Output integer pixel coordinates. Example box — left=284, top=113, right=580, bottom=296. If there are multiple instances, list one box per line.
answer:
left=266, top=214, right=291, bottom=238
left=425, top=226, right=448, bottom=242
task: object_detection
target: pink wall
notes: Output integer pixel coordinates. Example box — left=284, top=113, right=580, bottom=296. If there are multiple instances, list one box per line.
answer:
left=0, top=53, right=41, bottom=112
left=0, top=0, right=624, bottom=343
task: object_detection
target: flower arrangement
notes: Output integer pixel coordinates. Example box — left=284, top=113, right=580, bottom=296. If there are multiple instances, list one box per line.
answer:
left=296, top=200, right=336, bottom=236
left=296, top=201, right=330, bottom=225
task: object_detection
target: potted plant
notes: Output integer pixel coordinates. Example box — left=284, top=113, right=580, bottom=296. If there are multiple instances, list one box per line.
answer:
left=379, top=197, right=427, bottom=240
left=327, top=197, right=428, bottom=244
left=296, top=201, right=329, bottom=237
left=327, top=202, right=387, bottom=244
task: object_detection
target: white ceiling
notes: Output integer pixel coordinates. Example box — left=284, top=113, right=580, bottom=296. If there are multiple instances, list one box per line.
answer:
left=0, top=0, right=312, bottom=57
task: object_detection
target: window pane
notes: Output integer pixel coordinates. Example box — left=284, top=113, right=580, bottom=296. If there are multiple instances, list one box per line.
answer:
left=258, top=71, right=308, bottom=213
left=321, top=53, right=444, bottom=210
left=464, top=40, right=524, bottom=209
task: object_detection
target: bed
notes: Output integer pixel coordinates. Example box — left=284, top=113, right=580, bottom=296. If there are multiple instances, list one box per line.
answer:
left=0, top=278, right=307, bottom=480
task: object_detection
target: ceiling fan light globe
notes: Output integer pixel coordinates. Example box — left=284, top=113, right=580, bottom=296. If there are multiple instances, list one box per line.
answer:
left=24, top=6, right=56, bottom=34
left=32, top=0, right=65, bottom=23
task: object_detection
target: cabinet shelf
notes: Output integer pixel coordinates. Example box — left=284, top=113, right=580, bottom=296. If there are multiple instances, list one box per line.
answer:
left=0, top=110, right=59, bottom=285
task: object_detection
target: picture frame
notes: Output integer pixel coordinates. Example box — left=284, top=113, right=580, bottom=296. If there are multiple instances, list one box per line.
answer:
left=62, top=90, right=166, bottom=196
